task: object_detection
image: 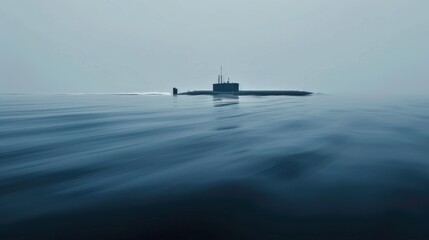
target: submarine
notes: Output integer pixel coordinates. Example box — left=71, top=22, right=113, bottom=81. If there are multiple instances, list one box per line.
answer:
left=173, top=67, right=312, bottom=96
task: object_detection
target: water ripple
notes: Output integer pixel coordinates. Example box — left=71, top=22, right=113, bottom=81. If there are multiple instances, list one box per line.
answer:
left=1, top=94, right=429, bottom=239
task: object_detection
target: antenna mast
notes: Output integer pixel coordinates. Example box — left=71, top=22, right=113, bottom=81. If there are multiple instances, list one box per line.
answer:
left=221, top=65, right=223, bottom=83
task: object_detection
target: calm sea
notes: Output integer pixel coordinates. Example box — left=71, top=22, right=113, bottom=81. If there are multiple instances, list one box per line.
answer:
left=1, top=94, right=429, bottom=239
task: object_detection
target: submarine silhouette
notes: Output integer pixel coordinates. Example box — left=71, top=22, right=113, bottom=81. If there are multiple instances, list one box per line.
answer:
left=173, top=67, right=312, bottom=96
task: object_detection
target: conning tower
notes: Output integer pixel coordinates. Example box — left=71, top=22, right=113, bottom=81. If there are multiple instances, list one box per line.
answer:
left=212, top=66, right=239, bottom=93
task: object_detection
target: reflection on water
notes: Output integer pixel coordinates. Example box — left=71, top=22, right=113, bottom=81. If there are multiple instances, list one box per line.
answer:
left=0, top=94, right=429, bottom=239
left=213, top=95, right=240, bottom=107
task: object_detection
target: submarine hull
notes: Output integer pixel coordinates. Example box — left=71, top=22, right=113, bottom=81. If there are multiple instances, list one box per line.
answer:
left=178, top=90, right=312, bottom=96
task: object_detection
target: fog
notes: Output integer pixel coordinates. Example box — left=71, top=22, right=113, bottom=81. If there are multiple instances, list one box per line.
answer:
left=1, top=0, right=428, bottom=95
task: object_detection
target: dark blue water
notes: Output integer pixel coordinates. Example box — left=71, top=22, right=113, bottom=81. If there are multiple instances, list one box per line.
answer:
left=1, top=94, right=429, bottom=239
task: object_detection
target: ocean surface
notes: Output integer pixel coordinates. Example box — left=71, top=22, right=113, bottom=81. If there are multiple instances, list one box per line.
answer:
left=1, top=94, right=429, bottom=239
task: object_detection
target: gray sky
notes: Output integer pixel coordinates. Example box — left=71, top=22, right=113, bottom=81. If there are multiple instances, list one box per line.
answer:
left=1, top=0, right=428, bottom=95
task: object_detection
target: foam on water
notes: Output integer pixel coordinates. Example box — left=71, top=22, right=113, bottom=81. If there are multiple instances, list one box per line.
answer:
left=57, top=92, right=172, bottom=96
